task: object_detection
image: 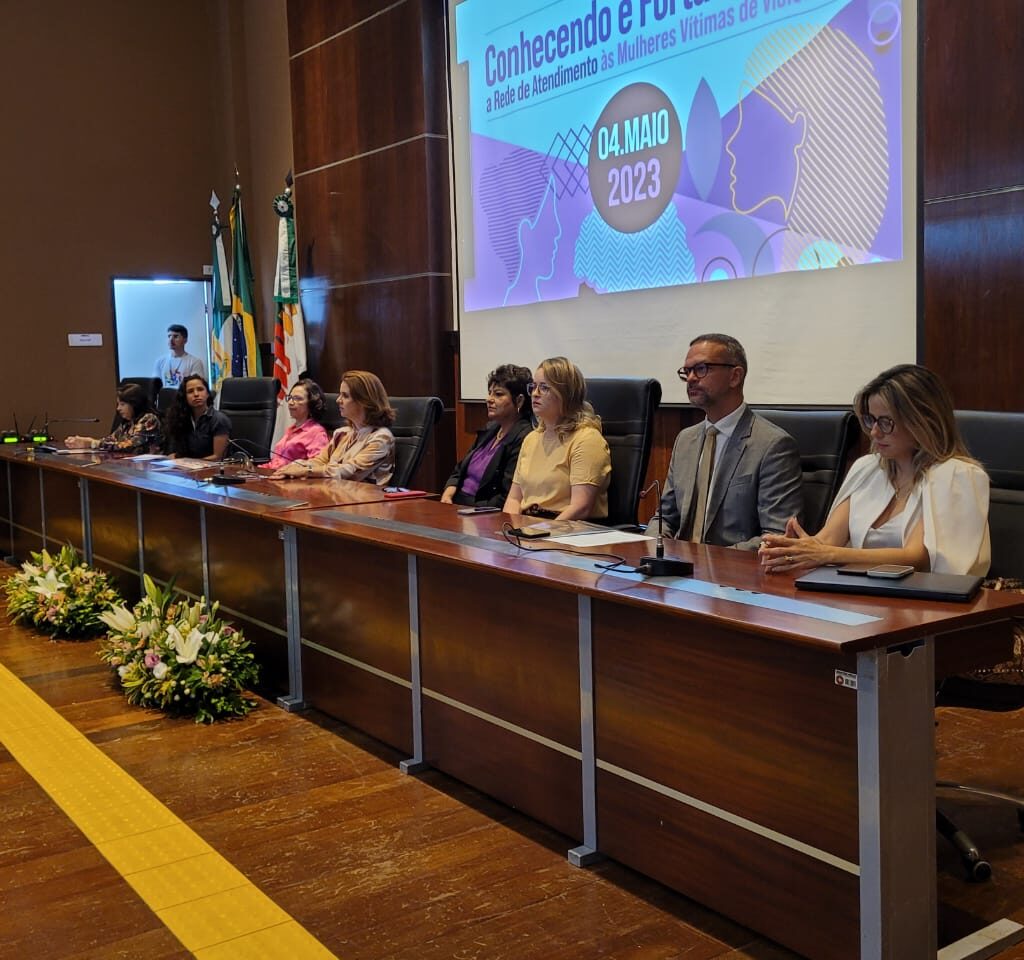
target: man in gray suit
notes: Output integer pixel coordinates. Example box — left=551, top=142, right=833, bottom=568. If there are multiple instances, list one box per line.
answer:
left=660, top=333, right=803, bottom=549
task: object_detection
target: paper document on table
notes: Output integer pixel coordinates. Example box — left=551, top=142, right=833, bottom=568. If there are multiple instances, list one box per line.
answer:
left=126, top=454, right=165, bottom=461
left=547, top=530, right=653, bottom=546
left=166, top=458, right=210, bottom=471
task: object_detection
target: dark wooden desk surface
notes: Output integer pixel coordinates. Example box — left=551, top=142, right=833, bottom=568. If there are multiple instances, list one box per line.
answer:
left=279, top=497, right=1024, bottom=654
left=1, top=448, right=388, bottom=512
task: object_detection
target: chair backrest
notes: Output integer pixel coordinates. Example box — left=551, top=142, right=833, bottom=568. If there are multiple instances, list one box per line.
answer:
left=754, top=408, right=859, bottom=533
left=218, top=376, right=280, bottom=458
left=156, top=387, right=179, bottom=416
left=320, top=393, right=344, bottom=434
left=389, top=397, right=443, bottom=488
left=585, top=378, right=662, bottom=526
left=955, top=410, right=1024, bottom=579
left=118, top=377, right=161, bottom=408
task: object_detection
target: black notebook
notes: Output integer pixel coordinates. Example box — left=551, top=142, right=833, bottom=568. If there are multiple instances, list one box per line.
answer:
left=795, top=567, right=984, bottom=603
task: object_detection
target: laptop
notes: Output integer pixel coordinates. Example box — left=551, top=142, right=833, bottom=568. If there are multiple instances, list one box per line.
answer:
left=795, top=567, right=984, bottom=603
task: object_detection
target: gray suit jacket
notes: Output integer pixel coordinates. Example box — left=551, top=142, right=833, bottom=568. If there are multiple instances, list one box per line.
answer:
left=659, top=406, right=803, bottom=550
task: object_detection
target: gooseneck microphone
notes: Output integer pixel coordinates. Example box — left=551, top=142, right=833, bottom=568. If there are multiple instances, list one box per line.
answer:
left=213, top=438, right=310, bottom=484
left=206, top=438, right=254, bottom=485
left=41, top=415, right=101, bottom=444
left=634, top=480, right=694, bottom=578
left=225, top=438, right=258, bottom=472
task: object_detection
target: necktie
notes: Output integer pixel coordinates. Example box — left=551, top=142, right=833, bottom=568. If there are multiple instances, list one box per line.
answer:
left=690, top=425, right=718, bottom=543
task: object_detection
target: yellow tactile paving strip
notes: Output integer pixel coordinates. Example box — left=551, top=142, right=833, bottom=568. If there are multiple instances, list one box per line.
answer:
left=0, top=661, right=338, bottom=959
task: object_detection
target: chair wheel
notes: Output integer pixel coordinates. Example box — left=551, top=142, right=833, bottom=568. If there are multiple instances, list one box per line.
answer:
left=968, top=859, right=992, bottom=883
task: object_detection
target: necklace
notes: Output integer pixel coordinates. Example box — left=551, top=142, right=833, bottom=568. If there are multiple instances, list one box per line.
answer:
left=893, top=476, right=914, bottom=500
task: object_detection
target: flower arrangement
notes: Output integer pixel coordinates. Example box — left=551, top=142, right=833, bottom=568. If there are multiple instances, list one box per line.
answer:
left=4, top=545, right=122, bottom=638
left=97, top=575, right=260, bottom=723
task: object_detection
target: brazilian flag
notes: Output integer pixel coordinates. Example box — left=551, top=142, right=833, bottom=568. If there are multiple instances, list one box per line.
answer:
left=229, top=183, right=261, bottom=377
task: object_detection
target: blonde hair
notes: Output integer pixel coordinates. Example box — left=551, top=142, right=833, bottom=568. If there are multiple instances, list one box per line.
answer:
left=341, top=371, right=395, bottom=428
left=534, top=357, right=602, bottom=439
left=853, top=364, right=978, bottom=487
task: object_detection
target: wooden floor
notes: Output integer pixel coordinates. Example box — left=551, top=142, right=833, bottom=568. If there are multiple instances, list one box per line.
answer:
left=2, top=610, right=1024, bottom=959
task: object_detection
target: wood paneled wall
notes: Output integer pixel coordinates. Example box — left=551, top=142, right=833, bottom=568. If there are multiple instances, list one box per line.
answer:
left=921, top=0, right=1024, bottom=412
left=287, top=0, right=455, bottom=490
left=287, top=0, right=1023, bottom=501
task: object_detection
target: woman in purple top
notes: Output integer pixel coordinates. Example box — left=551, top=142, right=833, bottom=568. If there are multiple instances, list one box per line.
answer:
left=441, top=364, right=533, bottom=508
left=266, top=378, right=330, bottom=470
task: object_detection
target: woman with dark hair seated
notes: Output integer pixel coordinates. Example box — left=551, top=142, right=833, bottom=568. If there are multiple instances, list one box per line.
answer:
left=164, top=375, right=231, bottom=461
left=504, top=357, right=611, bottom=521
left=760, top=364, right=990, bottom=575
left=440, top=364, right=532, bottom=507
left=65, top=383, right=163, bottom=454
left=266, top=378, right=330, bottom=470
left=271, top=370, right=396, bottom=484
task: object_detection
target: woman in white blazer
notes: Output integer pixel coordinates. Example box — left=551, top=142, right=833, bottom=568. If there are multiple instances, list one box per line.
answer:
left=760, top=364, right=990, bottom=576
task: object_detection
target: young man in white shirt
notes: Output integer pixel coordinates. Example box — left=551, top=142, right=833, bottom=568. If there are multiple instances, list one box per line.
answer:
left=154, top=324, right=207, bottom=388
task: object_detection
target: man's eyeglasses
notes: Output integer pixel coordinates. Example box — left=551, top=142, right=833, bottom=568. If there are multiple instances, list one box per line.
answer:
left=527, top=382, right=552, bottom=395
left=861, top=414, right=896, bottom=435
left=677, top=362, right=735, bottom=380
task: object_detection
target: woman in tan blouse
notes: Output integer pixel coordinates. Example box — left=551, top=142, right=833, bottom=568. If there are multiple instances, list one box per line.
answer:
left=504, top=357, right=611, bottom=520
left=270, top=370, right=395, bottom=485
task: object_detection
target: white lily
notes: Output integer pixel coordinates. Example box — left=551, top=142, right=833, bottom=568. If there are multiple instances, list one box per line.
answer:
left=152, top=661, right=169, bottom=680
left=169, top=624, right=204, bottom=664
left=21, top=562, right=42, bottom=578
left=136, top=619, right=159, bottom=640
left=99, top=605, right=137, bottom=634
left=28, top=568, right=66, bottom=599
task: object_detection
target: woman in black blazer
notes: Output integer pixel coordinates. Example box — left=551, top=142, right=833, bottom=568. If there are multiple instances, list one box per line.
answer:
left=441, top=364, right=533, bottom=508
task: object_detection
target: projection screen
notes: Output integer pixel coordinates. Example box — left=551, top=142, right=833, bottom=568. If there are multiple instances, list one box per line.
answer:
left=448, top=0, right=917, bottom=405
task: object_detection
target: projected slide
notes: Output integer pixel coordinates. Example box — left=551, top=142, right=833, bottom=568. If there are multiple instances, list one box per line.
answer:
left=454, top=0, right=903, bottom=312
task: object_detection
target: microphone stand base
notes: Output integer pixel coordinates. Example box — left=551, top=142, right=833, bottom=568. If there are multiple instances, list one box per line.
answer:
left=636, top=556, right=693, bottom=578
left=209, top=474, right=247, bottom=486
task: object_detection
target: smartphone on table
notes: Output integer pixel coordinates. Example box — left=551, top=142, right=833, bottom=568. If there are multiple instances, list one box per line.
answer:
left=838, top=563, right=914, bottom=579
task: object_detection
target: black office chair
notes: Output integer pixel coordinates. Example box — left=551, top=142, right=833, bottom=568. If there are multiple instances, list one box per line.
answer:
left=156, top=387, right=179, bottom=416
left=585, top=378, right=661, bottom=526
left=119, top=377, right=161, bottom=407
left=389, top=397, right=443, bottom=488
left=218, top=376, right=280, bottom=461
left=320, top=393, right=344, bottom=435
left=754, top=408, right=859, bottom=533
left=935, top=411, right=1024, bottom=880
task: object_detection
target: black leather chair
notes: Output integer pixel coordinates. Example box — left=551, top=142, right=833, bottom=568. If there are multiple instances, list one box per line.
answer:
left=754, top=408, right=859, bottom=533
left=935, top=411, right=1024, bottom=880
left=119, top=377, right=161, bottom=408
left=218, top=376, right=280, bottom=461
left=389, top=396, right=443, bottom=488
left=585, top=378, right=661, bottom=526
left=156, top=387, right=178, bottom=416
left=956, top=411, right=1024, bottom=578
left=320, top=393, right=343, bottom=435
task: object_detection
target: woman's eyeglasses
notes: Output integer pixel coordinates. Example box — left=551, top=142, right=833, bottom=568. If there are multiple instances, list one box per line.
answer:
left=861, top=414, right=896, bottom=435
left=526, top=382, right=552, bottom=395
left=285, top=395, right=306, bottom=404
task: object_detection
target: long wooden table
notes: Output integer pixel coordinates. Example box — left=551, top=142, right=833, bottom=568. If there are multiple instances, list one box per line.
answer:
left=2, top=446, right=1023, bottom=960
